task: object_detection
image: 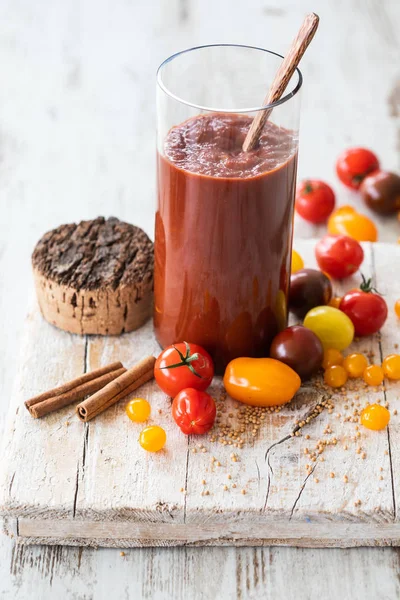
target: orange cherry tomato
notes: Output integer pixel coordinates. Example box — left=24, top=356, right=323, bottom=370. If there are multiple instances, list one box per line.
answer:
left=361, top=404, right=390, bottom=431
left=343, top=353, right=368, bottom=378
left=322, top=348, right=343, bottom=369
left=382, top=354, right=400, bottom=380
left=324, top=365, right=348, bottom=388
left=126, top=398, right=151, bottom=423
left=395, top=299, right=400, bottom=318
left=327, top=207, right=378, bottom=242
left=223, top=357, right=301, bottom=407
left=335, top=205, right=356, bottom=215
left=329, top=296, right=342, bottom=309
left=363, top=365, right=384, bottom=386
left=139, top=426, right=166, bottom=452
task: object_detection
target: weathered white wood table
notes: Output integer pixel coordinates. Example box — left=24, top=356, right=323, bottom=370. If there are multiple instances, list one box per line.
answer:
left=2, top=241, right=400, bottom=549
left=0, top=0, right=400, bottom=597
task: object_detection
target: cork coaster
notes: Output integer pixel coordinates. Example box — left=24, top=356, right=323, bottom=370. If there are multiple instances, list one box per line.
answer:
left=32, top=217, right=154, bottom=335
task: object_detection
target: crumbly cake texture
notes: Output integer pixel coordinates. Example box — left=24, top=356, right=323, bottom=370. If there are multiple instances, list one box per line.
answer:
left=32, top=217, right=154, bottom=335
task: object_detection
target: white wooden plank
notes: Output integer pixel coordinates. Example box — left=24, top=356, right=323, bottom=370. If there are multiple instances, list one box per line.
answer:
left=280, top=242, right=394, bottom=523
left=1, top=533, right=399, bottom=600
left=372, top=242, right=400, bottom=523
left=0, top=305, right=86, bottom=518
left=1, top=241, right=399, bottom=549
left=75, top=325, right=188, bottom=522
left=15, top=517, right=400, bottom=548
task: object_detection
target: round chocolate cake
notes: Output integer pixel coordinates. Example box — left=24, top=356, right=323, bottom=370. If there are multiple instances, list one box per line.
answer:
left=32, top=217, right=154, bottom=335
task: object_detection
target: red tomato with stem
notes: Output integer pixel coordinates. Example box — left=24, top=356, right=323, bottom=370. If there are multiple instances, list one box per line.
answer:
left=339, top=276, right=388, bottom=336
left=155, top=342, right=214, bottom=397
left=295, top=180, right=336, bottom=223
left=315, top=234, right=364, bottom=279
left=336, top=148, right=380, bottom=189
left=172, top=388, right=216, bottom=435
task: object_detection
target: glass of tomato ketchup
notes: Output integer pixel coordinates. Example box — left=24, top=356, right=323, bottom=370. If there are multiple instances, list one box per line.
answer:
left=155, top=45, right=302, bottom=373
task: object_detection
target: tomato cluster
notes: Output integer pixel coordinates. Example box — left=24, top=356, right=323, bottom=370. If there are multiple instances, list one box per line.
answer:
left=130, top=144, right=400, bottom=450
left=154, top=342, right=216, bottom=436
left=296, top=147, right=400, bottom=241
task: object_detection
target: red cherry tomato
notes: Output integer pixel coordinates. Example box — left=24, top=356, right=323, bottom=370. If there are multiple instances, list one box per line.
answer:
left=155, top=342, right=214, bottom=397
left=315, top=235, right=364, bottom=279
left=172, top=388, right=216, bottom=435
left=339, top=277, right=388, bottom=336
left=336, top=148, right=380, bottom=189
left=295, top=180, right=336, bottom=223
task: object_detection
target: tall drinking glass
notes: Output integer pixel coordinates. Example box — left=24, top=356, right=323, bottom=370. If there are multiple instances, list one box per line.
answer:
left=155, top=44, right=302, bottom=373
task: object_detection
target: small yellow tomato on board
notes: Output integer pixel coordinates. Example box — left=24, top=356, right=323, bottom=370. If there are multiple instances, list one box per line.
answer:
left=223, top=357, right=301, bottom=407
left=303, top=306, right=354, bottom=351
left=343, top=353, right=368, bottom=378
left=324, top=365, right=348, bottom=388
left=395, top=300, right=400, bottom=318
left=322, top=348, right=344, bottom=369
left=363, top=365, right=384, bottom=386
left=382, top=354, right=400, bottom=380
left=139, top=426, right=166, bottom=452
left=291, top=249, right=304, bottom=273
left=361, top=404, right=390, bottom=431
left=126, top=398, right=151, bottom=423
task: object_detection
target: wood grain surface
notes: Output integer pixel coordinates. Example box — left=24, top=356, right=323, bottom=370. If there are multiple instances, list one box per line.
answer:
left=1, top=241, right=399, bottom=549
left=1, top=0, right=400, bottom=598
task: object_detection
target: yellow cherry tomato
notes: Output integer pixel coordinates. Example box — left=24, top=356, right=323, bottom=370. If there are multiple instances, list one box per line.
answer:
left=324, top=365, right=348, bottom=388
left=322, top=348, right=343, bottom=369
left=303, top=306, right=354, bottom=351
left=343, top=353, right=368, bottom=378
left=126, top=398, right=151, bottom=423
left=382, top=354, right=400, bottom=380
left=327, top=207, right=378, bottom=242
left=395, top=299, right=400, bottom=318
left=361, top=404, right=390, bottom=431
left=291, top=249, right=304, bottom=273
left=139, top=426, right=166, bottom=452
left=363, top=364, right=384, bottom=386
left=223, top=357, right=301, bottom=407
left=329, top=296, right=342, bottom=309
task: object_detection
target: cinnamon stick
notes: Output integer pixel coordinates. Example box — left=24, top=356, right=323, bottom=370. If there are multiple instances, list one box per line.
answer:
left=77, top=355, right=156, bottom=422
left=26, top=361, right=123, bottom=409
left=29, top=367, right=126, bottom=419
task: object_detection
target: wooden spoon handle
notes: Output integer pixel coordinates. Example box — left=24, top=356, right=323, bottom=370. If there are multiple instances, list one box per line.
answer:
left=242, top=13, right=319, bottom=152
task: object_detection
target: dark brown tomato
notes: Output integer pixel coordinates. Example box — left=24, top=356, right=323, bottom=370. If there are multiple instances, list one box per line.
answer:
left=270, top=325, right=323, bottom=380
left=360, top=170, right=400, bottom=215
left=289, top=269, right=333, bottom=319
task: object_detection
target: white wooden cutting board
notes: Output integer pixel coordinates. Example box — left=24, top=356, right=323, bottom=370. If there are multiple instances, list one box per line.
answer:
left=1, top=240, right=399, bottom=548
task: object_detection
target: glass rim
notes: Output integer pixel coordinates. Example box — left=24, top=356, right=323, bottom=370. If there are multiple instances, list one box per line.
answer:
left=156, top=43, right=303, bottom=113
